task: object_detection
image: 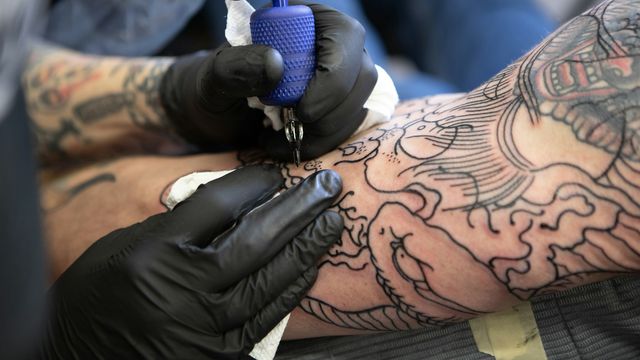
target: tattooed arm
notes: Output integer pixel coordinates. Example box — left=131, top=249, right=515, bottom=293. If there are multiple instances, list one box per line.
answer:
left=271, top=0, right=640, bottom=337
left=22, top=43, right=189, bottom=166
left=39, top=0, right=640, bottom=339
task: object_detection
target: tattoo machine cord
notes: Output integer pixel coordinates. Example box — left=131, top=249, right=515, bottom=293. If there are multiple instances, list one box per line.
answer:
left=250, top=0, right=317, bottom=166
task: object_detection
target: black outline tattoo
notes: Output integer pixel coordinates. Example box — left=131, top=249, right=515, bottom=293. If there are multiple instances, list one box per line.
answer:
left=73, top=93, right=134, bottom=124
left=42, top=172, right=116, bottom=213
left=43, top=0, right=640, bottom=334
left=240, top=1, right=640, bottom=331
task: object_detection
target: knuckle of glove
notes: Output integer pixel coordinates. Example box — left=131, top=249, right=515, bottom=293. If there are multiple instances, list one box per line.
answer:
left=342, top=15, right=366, bottom=41
left=319, top=210, right=344, bottom=239
left=308, top=2, right=366, bottom=44
left=196, top=47, right=230, bottom=99
left=292, top=211, right=344, bottom=264
left=208, top=292, right=246, bottom=332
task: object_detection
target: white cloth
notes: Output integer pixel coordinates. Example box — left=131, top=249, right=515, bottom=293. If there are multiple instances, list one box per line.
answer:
left=224, top=0, right=399, bottom=133
left=165, top=170, right=288, bottom=360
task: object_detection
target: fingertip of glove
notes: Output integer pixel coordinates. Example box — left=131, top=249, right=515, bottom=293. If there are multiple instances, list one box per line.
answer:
left=259, top=46, right=285, bottom=91
left=210, top=45, right=284, bottom=97
left=239, top=45, right=284, bottom=95
left=307, top=170, right=343, bottom=200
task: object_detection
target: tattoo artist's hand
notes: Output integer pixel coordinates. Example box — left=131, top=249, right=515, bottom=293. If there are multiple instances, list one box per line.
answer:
left=260, top=1, right=378, bottom=160
left=42, top=166, right=344, bottom=359
left=159, top=2, right=377, bottom=160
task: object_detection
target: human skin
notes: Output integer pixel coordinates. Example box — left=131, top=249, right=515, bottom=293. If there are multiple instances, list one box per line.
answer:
left=29, top=0, right=640, bottom=340
left=22, top=43, right=188, bottom=167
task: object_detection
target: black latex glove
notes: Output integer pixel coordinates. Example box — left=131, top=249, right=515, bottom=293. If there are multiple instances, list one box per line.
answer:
left=159, top=2, right=377, bottom=160
left=41, top=166, right=343, bottom=359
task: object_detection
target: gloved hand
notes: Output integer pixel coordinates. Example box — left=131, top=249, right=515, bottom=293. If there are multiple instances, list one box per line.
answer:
left=41, top=166, right=344, bottom=359
left=159, top=2, right=377, bottom=160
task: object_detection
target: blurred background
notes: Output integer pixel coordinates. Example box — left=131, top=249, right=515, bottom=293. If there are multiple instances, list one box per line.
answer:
left=45, top=0, right=601, bottom=100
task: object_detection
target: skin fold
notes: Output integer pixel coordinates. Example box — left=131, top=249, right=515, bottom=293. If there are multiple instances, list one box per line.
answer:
left=28, top=0, right=640, bottom=340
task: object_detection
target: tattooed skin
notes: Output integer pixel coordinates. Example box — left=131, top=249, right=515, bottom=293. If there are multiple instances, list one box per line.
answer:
left=33, top=0, right=640, bottom=337
left=254, top=1, right=640, bottom=330
left=23, top=44, right=187, bottom=166
left=42, top=172, right=116, bottom=213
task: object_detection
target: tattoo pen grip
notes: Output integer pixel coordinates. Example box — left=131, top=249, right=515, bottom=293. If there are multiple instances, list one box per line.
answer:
left=250, top=0, right=316, bottom=107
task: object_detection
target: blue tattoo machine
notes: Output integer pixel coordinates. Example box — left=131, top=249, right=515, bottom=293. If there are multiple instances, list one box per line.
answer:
left=250, top=0, right=317, bottom=166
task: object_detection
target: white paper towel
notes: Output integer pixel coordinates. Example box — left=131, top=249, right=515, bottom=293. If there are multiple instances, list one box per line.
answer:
left=224, top=0, right=399, bottom=133
left=165, top=170, right=289, bottom=360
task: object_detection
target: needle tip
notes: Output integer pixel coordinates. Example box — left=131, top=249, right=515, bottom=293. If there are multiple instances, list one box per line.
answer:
left=293, top=149, right=301, bottom=167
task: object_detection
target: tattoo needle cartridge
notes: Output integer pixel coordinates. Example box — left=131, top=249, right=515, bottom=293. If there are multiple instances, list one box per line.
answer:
left=283, top=107, right=303, bottom=166
left=250, top=0, right=317, bottom=166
